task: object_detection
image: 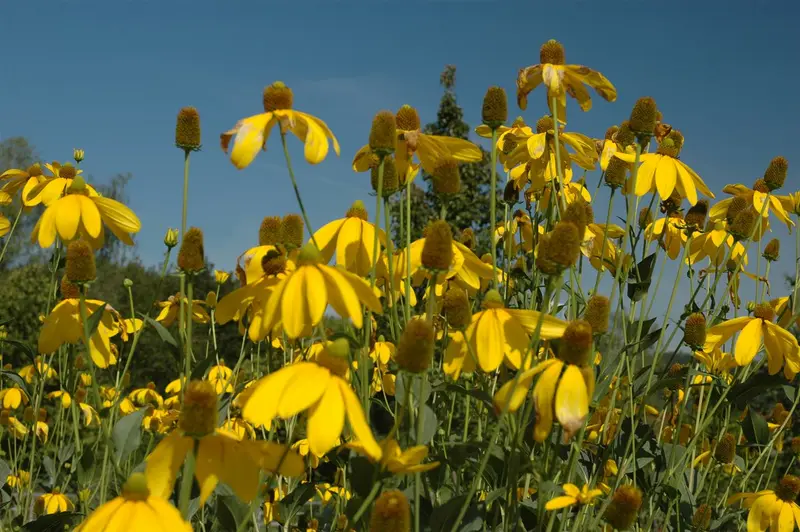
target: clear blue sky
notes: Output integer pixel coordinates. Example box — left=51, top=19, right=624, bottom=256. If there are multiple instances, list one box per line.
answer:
left=3, top=0, right=799, bottom=298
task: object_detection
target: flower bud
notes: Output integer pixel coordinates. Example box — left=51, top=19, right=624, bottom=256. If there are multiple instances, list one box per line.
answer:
left=396, top=318, right=435, bottom=374
left=369, top=110, right=397, bottom=156
left=175, top=107, right=201, bottom=151
left=280, top=214, right=304, bottom=250
left=540, top=39, right=565, bottom=65
left=481, top=86, right=508, bottom=128
left=432, top=158, right=461, bottom=195
left=66, top=240, right=96, bottom=284
left=763, top=238, right=780, bottom=261
left=369, top=489, right=411, bottom=532
left=558, top=320, right=593, bottom=366
left=396, top=105, right=420, bottom=131
left=177, top=227, right=205, bottom=273
left=371, top=156, right=399, bottom=197
left=777, top=475, right=800, bottom=502
left=683, top=313, right=707, bottom=349
left=604, top=485, right=643, bottom=530
left=584, top=295, right=610, bottom=334
left=605, top=157, right=628, bottom=189
left=535, top=221, right=581, bottom=275
left=179, top=380, right=218, bottom=437
left=163, top=228, right=179, bottom=249
left=692, top=504, right=712, bottom=530
left=421, top=221, right=453, bottom=272
left=714, top=433, right=736, bottom=464
left=73, top=149, right=85, bottom=163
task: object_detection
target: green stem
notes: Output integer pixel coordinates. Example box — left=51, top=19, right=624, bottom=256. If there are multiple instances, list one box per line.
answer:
left=0, top=204, right=24, bottom=265
left=489, top=128, right=499, bottom=286
left=549, top=96, right=567, bottom=214
left=384, top=198, right=401, bottom=338
left=178, top=445, right=196, bottom=518
left=405, top=182, right=413, bottom=321
left=592, top=189, right=616, bottom=295
left=280, top=131, right=318, bottom=248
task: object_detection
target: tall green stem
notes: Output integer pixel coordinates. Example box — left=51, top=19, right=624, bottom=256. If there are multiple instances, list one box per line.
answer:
left=489, top=128, right=499, bottom=286
left=280, top=132, right=318, bottom=247
left=405, top=182, right=413, bottom=322
left=0, top=204, right=23, bottom=265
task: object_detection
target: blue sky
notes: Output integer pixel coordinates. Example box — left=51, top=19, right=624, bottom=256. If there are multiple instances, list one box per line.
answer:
left=3, top=1, right=800, bottom=317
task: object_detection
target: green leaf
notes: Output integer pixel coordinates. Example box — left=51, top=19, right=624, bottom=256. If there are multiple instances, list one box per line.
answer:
left=0, top=460, right=10, bottom=489
left=42, top=456, right=56, bottom=486
left=0, top=370, right=29, bottom=395
left=140, top=314, right=178, bottom=348
left=429, top=494, right=483, bottom=531
left=22, top=512, right=81, bottom=531
left=86, top=301, right=107, bottom=338
left=278, top=482, right=315, bottom=518
left=0, top=337, right=38, bottom=367
left=441, top=383, right=493, bottom=407
left=419, top=405, right=438, bottom=444
left=741, top=408, right=770, bottom=445
left=728, top=373, right=788, bottom=408
left=216, top=494, right=249, bottom=530
left=627, top=253, right=657, bottom=301
left=349, top=456, right=377, bottom=498
left=112, top=409, right=147, bottom=463
left=783, top=385, right=796, bottom=402
left=396, top=375, right=432, bottom=408
left=191, top=352, right=216, bottom=381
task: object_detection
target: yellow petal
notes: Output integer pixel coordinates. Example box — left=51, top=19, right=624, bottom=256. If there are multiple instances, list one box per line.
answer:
left=277, top=363, right=330, bottom=418
left=654, top=156, right=677, bottom=201
left=475, top=310, right=504, bottom=372
left=307, top=381, right=345, bottom=456
left=338, top=379, right=381, bottom=460
left=734, top=319, right=763, bottom=366
left=555, top=365, right=589, bottom=437
left=145, top=431, right=192, bottom=499
left=241, top=364, right=306, bottom=426
left=229, top=113, right=275, bottom=170
left=545, top=496, right=577, bottom=511
left=533, top=360, right=563, bottom=442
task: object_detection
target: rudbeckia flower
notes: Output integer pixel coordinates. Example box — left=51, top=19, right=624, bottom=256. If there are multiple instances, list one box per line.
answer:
left=692, top=348, right=737, bottom=385
left=74, top=389, right=101, bottom=427
left=221, top=81, right=340, bottom=169
left=38, top=298, right=119, bottom=368
left=258, top=243, right=382, bottom=339
left=494, top=320, right=595, bottom=441
left=399, top=237, right=494, bottom=295
left=687, top=219, right=748, bottom=266
left=312, top=200, right=387, bottom=277
left=128, top=382, right=164, bottom=407
left=710, top=181, right=793, bottom=231
left=545, top=483, right=603, bottom=510
left=613, top=130, right=713, bottom=206
left=704, top=303, right=800, bottom=379
left=34, top=489, right=74, bottom=515
left=0, top=163, right=47, bottom=204
left=146, top=381, right=303, bottom=505
left=28, top=173, right=141, bottom=249
left=47, top=390, right=71, bottom=409
left=75, top=473, right=191, bottom=531
left=0, top=385, right=29, bottom=409
left=219, top=417, right=256, bottom=441
left=352, top=104, right=481, bottom=178
left=0, top=213, right=9, bottom=237
left=207, top=362, right=234, bottom=394
left=17, top=358, right=57, bottom=383
left=494, top=210, right=539, bottom=255
left=6, top=470, right=30, bottom=489
left=240, top=340, right=382, bottom=460
left=347, top=438, right=440, bottom=474
left=155, top=293, right=210, bottom=327
left=726, top=475, right=800, bottom=532
left=516, top=39, right=617, bottom=123
left=459, top=290, right=568, bottom=373
left=646, top=214, right=687, bottom=260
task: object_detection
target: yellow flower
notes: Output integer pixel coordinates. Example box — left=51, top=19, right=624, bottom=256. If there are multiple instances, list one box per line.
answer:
left=77, top=396, right=101, bottom=427
left=0, top=386, right=29, bottom=409
left=142, top=408, right=179, bottom=434
left=47, top=390, right=71, bottom=409
left=129, top=382, right=164, bottom=407
left=494, top=210, right=539, bottom=255
left=155, top=293, right=210, bottom=327
left=545, top=483, right=603, bottom=510
left=687, top=219, right=748, bottom=266
left=583, top=222, right=625, bottom=274
left=34, top=489, right=74, bottom=515
left=712, top=182, right=794, bottom=231
left=75, top=473, right=191, bottom=531
left=240, top=342, right=382, bottom=460
left=292, top=438, right=333, bottom=469
left=0, top=163, right=46, bottom=204
left=258, top=243, right=382, bottom=339
left=214, top=269, right=230, bottom=284
left=646, top=215, right=687, bottom=260
left=705, top=303, right=800, bottom=378
left=613, top=134, right=713, bottom=206
left=264, top=485, right=286, bottom=523
left=38, top=299, right=119, bottom=368
left=727, top=475, right=800, bottom=532
left=221, top=81, right=340, bottom=168
left=693, top=348, right=737, bottom=385
left=27, top=171, right=141, bottom=249
left=146, top=381, right=303, bottom=505
left=208, top=362, right=234, bottom=394
left=3, top=414, right=29, bottom=439
left=516, top=39, right=617, bottom=122
left=218, top=417, right=256, bottom=441
left=6, top=470, right=30, bottom=489
left=399, top=237, right=494, bottom=295
left=352, top=104, right=481, bottom=180
left=312, top=201, right=387, bottom=277
left=165, top=377, right=185, bottom=395
left=460, top=291, right=568, bottom=372
left=347, top=438, right=440, bottom=475
left=0, top=213, right=9, bottom=237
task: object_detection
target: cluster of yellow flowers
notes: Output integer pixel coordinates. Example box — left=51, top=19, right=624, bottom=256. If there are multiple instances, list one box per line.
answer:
left=1, top=38, right=799, bottom=532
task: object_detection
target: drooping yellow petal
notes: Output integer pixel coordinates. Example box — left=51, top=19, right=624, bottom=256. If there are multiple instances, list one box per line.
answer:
left=544, top=496, right=577, bottom=511
left=474, top=310, right=504, bottom=372
left=313, top=218, right=346, bottom=264
left=228, top=113, right=275, bottom=170
left=145, top=431, right=193, bottom=499
left=504, top=309, right=568, bottom=339
left=241, top=363, right=306, bottom=427
left=277, top=363, right=330, bottom=418
left=338, top=379, right=381, bottom=460
left=533, top=360, right=563, bottom=442
left=705, top=316, right=751, bottom=348
left=654, top=157, right=677, bottom=201
left=734, top=319, right=763, bottom=366
left=554, top=365, right=589, bottom=438
left=307, top=380, right=345, bottom=456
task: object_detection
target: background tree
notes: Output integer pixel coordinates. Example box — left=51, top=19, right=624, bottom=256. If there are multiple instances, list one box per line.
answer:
left=389, top=65, right=497, bottom=255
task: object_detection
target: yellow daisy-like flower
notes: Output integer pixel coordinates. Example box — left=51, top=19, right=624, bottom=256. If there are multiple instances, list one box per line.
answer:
left=38, top=299, right=119, bottom=368
left=2, top=414, right=29, bottom=439
left=710, top=182, right=793, bottom=231
left=347, top=438, right=440, bottom=475
left=687, top=219, right=748, bottom=267
left=75, top=473, right=191, bottom=531
left=0, top=386, right=29, bottom=409
left=582, top=222, right=625, bottom=274
left=545, top=483, right=603, bottom=510
left=47, top=390, right=72, bottom=409
left=129, top=382, right=164, bottom=408
left=214, top=269, right=230, bottom=284
left=0, top=213, right=9, bottom=237
left=240, top=342, right=382, bottom=460
left=0, top=163, right=47, bottom=204
left=221, top=81, right=340, bottom=169
left=6, top=470, right=30, bottom=489
left=693, top=347, right=737, bottom=385
left=399, top=238, right=494, bottom=296
left=460, top=290, right=568, bottom=373
left=34, top=489, right=74, bottom=515
left=142, top=408, right=179, bottom=434
left=218, top=417, right=256, bottom=441
left=312, top=200, right=387, bottom=277
left=727, top=475, right=800, bottom=532
left=258, top=243, right=382, bottom=339
left=614, top=135, right=714, bottom=206
left=352, top=104, right=481, bottom=178
left=17, top=358, right=58, bottom=383
left=646, top=215, right=688, bottom=260
left=516, top=39, right=617, bottom=122
left=208, top=362, right=234, bottom=394
left=165, top=377, right=185, bottom=396
left=146, top=381, right=303, bottom=505
left=494, top=210, right=540, bottom=255
left=28, top=173, right=141, bottom=249
left=705, top=303, right=800, bottom=379
left=155, top=293, right=210, bottom=328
